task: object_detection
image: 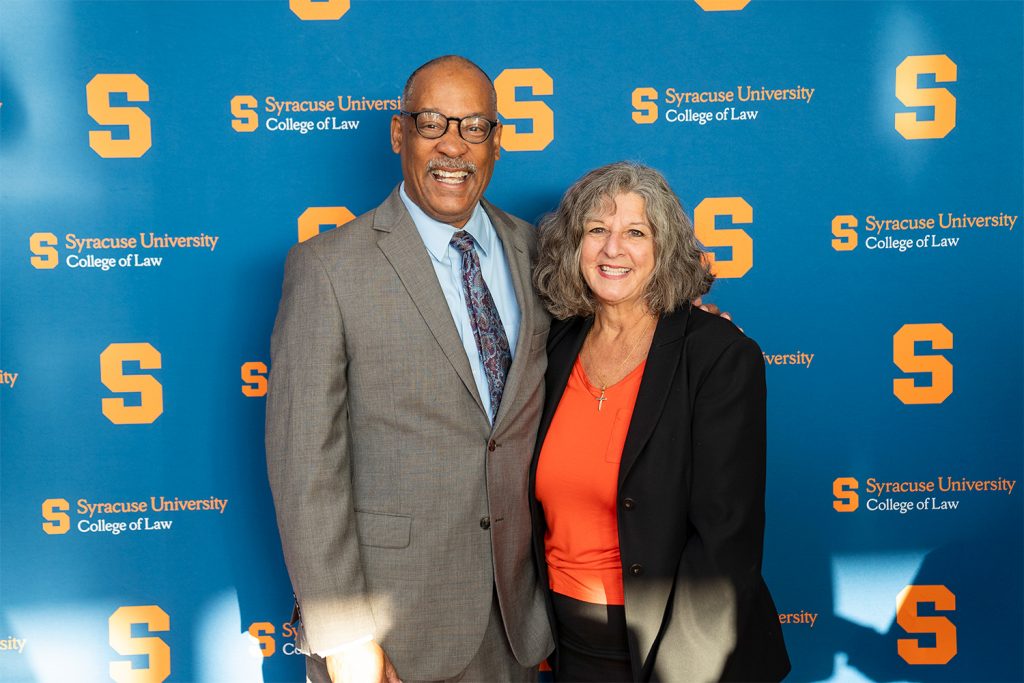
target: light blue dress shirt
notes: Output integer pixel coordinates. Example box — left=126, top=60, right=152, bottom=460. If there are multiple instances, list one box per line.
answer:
left=399, top=183, right=521, bottom=423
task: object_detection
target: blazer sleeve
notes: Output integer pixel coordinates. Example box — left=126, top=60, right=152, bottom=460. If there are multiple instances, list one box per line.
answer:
left=687, top=335, right=768, bottom=625
left=265, top=240, right=376, bottom=653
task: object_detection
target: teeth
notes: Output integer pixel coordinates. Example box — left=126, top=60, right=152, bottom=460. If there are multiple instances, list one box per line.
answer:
left=432, top=169, right=469, bottom=184
left=600, top=266, right=630, bottom=274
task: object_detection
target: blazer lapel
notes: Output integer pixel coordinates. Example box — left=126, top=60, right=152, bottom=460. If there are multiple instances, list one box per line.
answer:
left=617, top=305, right=691, bottom=487
left=373, top=188, right=486, bottom=417
left=529, top=315, right=589, bottom=549
left=534, top=317, right=591, bottom=449
left=485, top=199, right=534, bottom=432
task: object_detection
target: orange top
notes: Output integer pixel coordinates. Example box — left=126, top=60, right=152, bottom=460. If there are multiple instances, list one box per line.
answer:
left=535, top=355, right=646, bottom=606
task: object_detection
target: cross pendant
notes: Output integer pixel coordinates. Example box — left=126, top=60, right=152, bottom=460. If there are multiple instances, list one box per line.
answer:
left=596, top=388, right=607, bottom=411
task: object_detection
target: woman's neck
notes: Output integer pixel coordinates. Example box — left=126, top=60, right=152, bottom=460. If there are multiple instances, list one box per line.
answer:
left=592, top=302, right=655, bottom=339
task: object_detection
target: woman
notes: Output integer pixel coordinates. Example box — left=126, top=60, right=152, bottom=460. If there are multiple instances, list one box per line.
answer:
left=529, top=162, right=790, bottom=682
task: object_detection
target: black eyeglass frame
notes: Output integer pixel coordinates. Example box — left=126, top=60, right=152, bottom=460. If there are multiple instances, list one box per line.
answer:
left=399, top=110, right=499, bottom=143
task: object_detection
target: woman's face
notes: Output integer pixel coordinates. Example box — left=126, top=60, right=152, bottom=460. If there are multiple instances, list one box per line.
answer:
left=579, top=192, right=655, bottom=310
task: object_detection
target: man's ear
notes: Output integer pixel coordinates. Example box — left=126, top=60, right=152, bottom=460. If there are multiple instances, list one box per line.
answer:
left=390, top=115, right=403, bottom=154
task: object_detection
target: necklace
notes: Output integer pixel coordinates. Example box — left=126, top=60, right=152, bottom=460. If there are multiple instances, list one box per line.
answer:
left=584, top=316, right=654, bottom=411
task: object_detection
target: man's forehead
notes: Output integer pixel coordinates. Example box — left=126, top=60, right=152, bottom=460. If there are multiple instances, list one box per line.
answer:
left=407, top=65, right=495, bottom=113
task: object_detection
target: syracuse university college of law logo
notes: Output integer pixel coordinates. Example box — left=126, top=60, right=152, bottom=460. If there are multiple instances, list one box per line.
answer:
left=42, top=494, right=230, bottom=537
left=831, top=54, right=1019, bottom=256
left=30, top=73, right=222, bottom=272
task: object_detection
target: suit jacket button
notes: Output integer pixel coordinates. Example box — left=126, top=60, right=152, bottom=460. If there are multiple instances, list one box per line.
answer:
left=629, top=563, right=643, bottom=576
left=480, top=516, right=491, bottom=530
left=623, top=498, right=636, bottom=510
left=487, top=440, right=496, bottom=452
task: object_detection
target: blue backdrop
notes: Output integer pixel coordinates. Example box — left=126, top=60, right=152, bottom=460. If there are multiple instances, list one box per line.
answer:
left=2, top=1, right=1021, bottom=681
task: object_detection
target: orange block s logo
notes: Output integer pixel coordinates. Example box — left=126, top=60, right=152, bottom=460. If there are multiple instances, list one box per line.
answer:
left=87, top=74, right=152, bottom=158
left=109, top=606, right=171, bottom=683
left=832, top=478, right=859, bottom=512
left=895, top=55, right=957, bottom=140
left=231, top=95, right=259, bottom=132
left=30, top=232, right=60, bottom=269
left=248, top=622, right=276, bottom=657
left=495, top=68, right=554, bottom=152
left=631, top=87, right=658, bottom=124
left=693, top=197, right=754, bottom=279
left=100, top=343, right=163, bottom=424
left=694, top=0, right=751, bottom=10
left=241, top=362, right=268, bottom=397
left=897, top=585, right=957, bottom=665
left=297, top=207, right=356, bottom=243
left=831, top=215, right=858, bottom=251
left=893, top=324, right=953, bottom=405
left=290, top=0, right=350, bottom=20
left=42, top=498, right=71, bottom=535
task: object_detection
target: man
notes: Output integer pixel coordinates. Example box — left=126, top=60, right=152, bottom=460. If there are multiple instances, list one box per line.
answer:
left=266, top=56, right=552, bottom=683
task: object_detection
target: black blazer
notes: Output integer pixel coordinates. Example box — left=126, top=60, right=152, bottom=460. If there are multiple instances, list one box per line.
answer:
left=529, top=305, right=790, bottom=682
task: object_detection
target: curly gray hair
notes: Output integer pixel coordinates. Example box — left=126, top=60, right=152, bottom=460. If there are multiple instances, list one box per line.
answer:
left=533, top=162, right=714, bottom=319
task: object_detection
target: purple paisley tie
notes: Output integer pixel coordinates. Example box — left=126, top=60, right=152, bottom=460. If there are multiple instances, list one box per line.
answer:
left=450, top=230, right=512, bottom=421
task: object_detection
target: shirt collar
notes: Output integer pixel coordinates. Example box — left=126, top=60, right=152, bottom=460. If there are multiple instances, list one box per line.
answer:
left=399, top=182, right=494, bottom=263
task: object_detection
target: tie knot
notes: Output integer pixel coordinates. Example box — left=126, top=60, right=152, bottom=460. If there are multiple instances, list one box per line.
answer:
left=450, top=230, right=475, bottom=254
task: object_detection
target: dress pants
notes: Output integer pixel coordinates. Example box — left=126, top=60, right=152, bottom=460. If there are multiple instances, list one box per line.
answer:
left=305, top=591, right=536, bottom=683
left=551, top=592, right=633, bottom=683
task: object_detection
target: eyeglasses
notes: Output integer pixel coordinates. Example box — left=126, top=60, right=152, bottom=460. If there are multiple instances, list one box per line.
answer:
left=400, top=110, right=497, bottom=144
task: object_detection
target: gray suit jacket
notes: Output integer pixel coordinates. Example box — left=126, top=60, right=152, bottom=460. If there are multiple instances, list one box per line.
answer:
left=266, top=187, right=553, bottom=680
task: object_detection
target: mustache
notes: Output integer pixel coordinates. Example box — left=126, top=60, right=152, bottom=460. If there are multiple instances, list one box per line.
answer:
left=427, top=157, right=477, bottom=174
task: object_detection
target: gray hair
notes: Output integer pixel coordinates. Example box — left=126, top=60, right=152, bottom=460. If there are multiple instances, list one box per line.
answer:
left=533, top=162, right=714, bottom=319
left=402, top=55, right=497, bottom=112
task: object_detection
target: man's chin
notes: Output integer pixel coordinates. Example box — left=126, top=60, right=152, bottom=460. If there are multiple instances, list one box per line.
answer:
left=427, top=179, right=474, bottom=199
left=422, top=195, right=478, bottom=227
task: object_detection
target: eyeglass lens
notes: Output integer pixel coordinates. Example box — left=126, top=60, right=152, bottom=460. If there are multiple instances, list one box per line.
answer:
left=414, top=112, right=492, bottom=143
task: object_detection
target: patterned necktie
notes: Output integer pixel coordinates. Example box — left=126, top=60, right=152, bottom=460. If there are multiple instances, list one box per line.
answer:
left=450, top=230, right=512, bottom=421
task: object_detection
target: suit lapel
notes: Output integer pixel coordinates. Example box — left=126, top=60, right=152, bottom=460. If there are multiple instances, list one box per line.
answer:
left=485, top=199, right=533, bottom=432
left=373, top=188, right=486, bottom=417
left=617, top=305, right=690, bottom=487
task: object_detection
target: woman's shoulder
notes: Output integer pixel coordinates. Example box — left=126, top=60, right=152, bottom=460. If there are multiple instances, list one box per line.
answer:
left=682, top=305, right=763, bottom=366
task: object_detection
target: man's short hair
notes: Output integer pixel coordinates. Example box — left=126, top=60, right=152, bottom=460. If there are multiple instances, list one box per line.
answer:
left=402, top=55, right=498, bottom=112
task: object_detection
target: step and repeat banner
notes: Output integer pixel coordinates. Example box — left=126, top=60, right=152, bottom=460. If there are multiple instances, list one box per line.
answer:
left=1, top=1, right=1021, bottom=681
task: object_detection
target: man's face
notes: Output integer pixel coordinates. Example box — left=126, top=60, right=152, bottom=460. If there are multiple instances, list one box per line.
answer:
left=391, top=63, right=501, bottom=228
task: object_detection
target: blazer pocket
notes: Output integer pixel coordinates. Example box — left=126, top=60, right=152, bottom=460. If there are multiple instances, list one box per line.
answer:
left=354, top=510, right=412, bottom=549
left=605, top=409, right=632, bottom=463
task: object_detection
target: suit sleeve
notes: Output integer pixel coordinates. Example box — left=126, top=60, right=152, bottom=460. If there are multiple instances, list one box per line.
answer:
left=265, top=241, right=376, bottom=653
left=688, top=335, right=768, bottom=627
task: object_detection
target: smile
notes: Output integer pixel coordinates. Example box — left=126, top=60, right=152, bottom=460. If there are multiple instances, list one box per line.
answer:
left=599, top=265, right=631, bottom=275
left=431, top=169, right=471, bottom=185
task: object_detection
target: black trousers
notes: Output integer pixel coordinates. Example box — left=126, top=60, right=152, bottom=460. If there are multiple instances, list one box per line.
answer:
left=551, top=591, right=634, bottom=683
